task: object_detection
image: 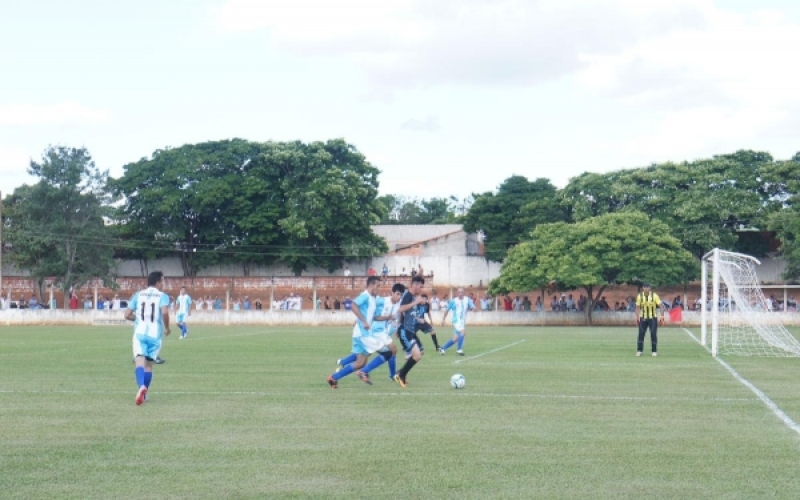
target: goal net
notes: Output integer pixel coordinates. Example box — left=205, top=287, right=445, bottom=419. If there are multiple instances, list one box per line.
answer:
left=701, top=248, right=800, bottom=357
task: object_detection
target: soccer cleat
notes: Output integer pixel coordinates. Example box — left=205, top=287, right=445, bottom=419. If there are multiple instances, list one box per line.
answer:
left=438, top=348, right=445, bottom=356
left=356, top=371, right=372, bottom=385
left=326, top=375, right=338, bottom=389
left=456, top=350, right=465, bottom=356
left=335, top=360, right=343, bottom=373
left=636, top=351, right=642, bottom=357
left=135, top=386, right=148, bottom=405
left=652, top=352, right=658, bottom=357
left=393, top=374, right=407, bottom=388
left=155, top=357, right=165, bottom=364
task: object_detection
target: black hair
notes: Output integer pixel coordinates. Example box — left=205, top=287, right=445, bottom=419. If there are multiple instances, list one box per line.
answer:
left=366, top=276, right=381, bottom=287
left=421, top=294, right=428, bottom=299
left=411, top=275, right=425, bottom=285
left=391, top=283, right=405, bottom=294
left=147, top=271, right=164, bottom=287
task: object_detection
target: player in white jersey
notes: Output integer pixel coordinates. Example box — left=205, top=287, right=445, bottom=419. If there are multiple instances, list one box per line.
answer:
left=175, top=286, right=192, bottom=339
left=355, top=283, right=405, bottom=384
left=125, top=271, right=171, bottom=405
left=439, top=287, right=476, bottom=356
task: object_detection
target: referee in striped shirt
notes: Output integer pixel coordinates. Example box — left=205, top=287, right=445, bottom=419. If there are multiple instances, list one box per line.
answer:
left=635, top=283, right=665, bottom=357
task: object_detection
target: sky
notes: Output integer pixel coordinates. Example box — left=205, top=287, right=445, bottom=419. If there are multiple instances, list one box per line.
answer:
left=2, top=0, right=800, bottom=200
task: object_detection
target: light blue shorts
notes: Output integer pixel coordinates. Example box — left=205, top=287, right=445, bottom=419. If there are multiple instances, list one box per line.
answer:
left=176, top=313, right=187, bottom=324
left=133, top=334, right=162, bottom=361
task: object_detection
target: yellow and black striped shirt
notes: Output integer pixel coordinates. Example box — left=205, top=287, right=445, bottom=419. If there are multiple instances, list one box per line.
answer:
left=636, top=292, right=661, bottom=319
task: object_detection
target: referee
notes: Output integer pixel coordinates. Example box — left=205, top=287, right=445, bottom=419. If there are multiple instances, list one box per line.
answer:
left=635, top=282, right=665, bottom=357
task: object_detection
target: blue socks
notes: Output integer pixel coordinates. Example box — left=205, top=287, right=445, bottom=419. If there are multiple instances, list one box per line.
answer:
left=362, top=355, right=386, bottom=374
left=442, top=339, right=455, bottom=351
left=179, top=323, right=188, bottom=336
left=135, top=366, right=145, bottom=387
left=457, top=334, right=465, bottom=350
left=388, top=355, right=396, bottom=378
left=338, top=353, right=357, bottom=366
left=332, top=364, right=355, bottom=381
left=144, top=371, right=153, bottom=388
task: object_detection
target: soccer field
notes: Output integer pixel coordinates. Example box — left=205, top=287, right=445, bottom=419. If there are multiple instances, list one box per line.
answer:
left=2, top=325, right=800, bottom=499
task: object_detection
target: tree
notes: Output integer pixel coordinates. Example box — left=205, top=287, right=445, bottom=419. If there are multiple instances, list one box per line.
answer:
left=764, top=156, right=800, bottom=280
left=112, top=139, right=387, bottom=276
left=376, top=195, right=467, bottom=224
left=463, top=176, right=567, bottom=262
left=3, top=146, right=115, bottom=303
left=490, top=212, right=696, bottom=325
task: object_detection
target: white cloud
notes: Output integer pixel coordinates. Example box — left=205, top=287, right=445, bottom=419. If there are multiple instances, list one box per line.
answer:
left=401, top=116, right=440, bottom=132
left=577, top=5, right=800, bottom=160
left=0, top=145, right=34, bottom=195
left=213, top=0, right=710, bottom=88
left=0, top=101, right=111, bottom=126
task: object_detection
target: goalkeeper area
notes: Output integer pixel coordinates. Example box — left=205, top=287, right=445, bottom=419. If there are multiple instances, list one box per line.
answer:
left=2, top=325, right=800, bottom=498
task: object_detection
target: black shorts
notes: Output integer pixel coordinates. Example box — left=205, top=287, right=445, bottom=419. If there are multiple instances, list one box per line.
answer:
left=416, top=322, right=434, bottom=334
left=398, top=328, right=420, bottom=353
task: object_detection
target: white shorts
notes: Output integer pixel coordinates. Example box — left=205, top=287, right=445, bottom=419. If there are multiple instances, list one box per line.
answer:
left=133, top=334, right=162, bottom=361
left=352, top=333, right=393, bottom=355
left=453, top=322, right=465, bottom=334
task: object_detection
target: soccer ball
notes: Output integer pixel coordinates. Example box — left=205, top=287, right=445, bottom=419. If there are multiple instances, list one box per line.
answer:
left=450, top=373, right=466, bottom=389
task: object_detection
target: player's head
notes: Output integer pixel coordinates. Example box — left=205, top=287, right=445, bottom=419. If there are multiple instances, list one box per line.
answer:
left=409, top=275, right=424, bottom=294
left=366, top=276, right=381, bottom=294
left=147, top=271, right=164, bottom=288
left=457, top=287, right=465, bottom=298
left=642, top=282, right=651, bottom=291
left=420, top=294, right=428, bottom=303
left=180, top=285, right=186, bottom=294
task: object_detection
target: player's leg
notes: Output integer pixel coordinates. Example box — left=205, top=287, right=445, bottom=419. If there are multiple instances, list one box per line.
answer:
left=636, top=320, right=647, bottom=355
left=429, top=325, right=440, bottom=351
left=396, top=335, right=422, bottom=387
left=177, top=313, right=188, bottom=338
left=456, top=328, right=466, bottom=355
left=133, top=336, right=155, bottom=405
left=439, top=328, right=459, bottom=354
left=328, top=340, right=365, bottom=387
left=336, top=353, right=358, bottom=372
left=650, top=319, right=658, bottom=355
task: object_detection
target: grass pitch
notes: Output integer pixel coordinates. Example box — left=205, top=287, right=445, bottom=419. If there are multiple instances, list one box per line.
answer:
left=2, top=325, right=800, bottom=499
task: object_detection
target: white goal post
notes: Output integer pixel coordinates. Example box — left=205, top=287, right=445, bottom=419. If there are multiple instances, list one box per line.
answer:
left=701, top=248, right=800, bottom=357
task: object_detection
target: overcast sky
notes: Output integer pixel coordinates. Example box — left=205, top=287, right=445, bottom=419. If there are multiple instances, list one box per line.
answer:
left=2, top=0, right=800, bottom=200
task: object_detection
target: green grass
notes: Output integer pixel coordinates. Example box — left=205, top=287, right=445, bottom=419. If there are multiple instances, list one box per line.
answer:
left=2, top=325, right=800, bottom=499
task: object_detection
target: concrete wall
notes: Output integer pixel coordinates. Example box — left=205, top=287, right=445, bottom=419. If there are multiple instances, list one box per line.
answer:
left=371, top=224, right=463, bottom=250
left=5, top=308, right=800, bottom=327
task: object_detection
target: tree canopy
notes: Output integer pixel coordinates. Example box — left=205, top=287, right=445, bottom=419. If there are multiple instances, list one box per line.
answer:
left=491, top=211, right=696, bottom=324
left=111, top=138, right=388, bottom=276
left=3, top=146, right=115, bottom=302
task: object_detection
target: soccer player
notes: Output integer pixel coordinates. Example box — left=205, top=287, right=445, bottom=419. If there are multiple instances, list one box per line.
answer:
left=326, top=276, right=394, bottom=388
left=355, top=283, right=405, bottom=383
left=175, top=286, right=192, bottom=339
left=439, top=287, right=476, bottom=356
left=635, top=282, right=665, bottom=356
left=393, top=275, right=426, bottom=388
left=415, top=293, right=440, bottom=352
left=125, top=271, right=171, bottom=405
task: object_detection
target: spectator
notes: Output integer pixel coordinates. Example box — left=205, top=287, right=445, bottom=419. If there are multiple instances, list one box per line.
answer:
left=0, top=295, right=5, bottom=310
left=535, top=296, right=543, bottom=311
left=522, top=296, right=532, bottom=311
left=551, top=295, right=559, bottom=312
left=97, top=297, right=105, bottom=311
left=233, top=298, right=241, bottom=311
left=70, top=293, right=79, bottom=310
left=578, top=295, right=586, bottom=312
left=418, top=264, right=424, bottom=277
left=215, top=296, right=223, bottom=310
left=503, top=295, right=513, bottom=311
left=410, top=267, right=417, bottom=277
left=342, top=296, right=353, bottom=310
left=559, top=294, right=567, bottom=312
left=431, top=294, right=441, bottom=311
left=255, top=298, right=263, bottom=310
left=382, top=263, right=388, bottom=278
left=324, top=296, right=331, bottom=310
left=597, top=296, right=610, bottom=311
left=333, top=297, right=341, bottom=310
left=479, top=295, right=489, bottom=311
left=565, top=294, right=575, bottom=311
left=243, top=296, right=252, bottom=310
left=28, top=294, right=39, bottom=309
left=344, top=266, right=352, bottom=277
left=400, top=267, right=408, bottom=276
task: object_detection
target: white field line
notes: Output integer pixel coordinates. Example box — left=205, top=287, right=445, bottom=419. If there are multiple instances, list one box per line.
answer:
left=177, top=330, right=274, bottom=341
left=0, top=388, right=753, bottom=403
left=683, top=328, right=800, bottom=437
left=453, top=339, right=526, bottom=364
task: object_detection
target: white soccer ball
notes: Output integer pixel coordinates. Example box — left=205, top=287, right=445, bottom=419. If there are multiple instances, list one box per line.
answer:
left=450, top=373, right=466, bottom=389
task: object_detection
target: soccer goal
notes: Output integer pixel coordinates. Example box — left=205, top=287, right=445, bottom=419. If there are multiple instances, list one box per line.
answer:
left=701, top=248, right=800, bottom=357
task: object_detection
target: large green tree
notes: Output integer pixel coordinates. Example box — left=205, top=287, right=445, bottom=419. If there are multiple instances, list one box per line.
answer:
left=4, top=146, right=115, bottom=302
left=764, top=154, right=800, bottom=280
left=463, top=176, right=567, bottom=262
left=491, top=212, right=696, bottom=324
left=112, top=138, right=387, bottom=276
left=377, top=195, right=467, bottom=224
left=561, top=150, right=782, bottom=259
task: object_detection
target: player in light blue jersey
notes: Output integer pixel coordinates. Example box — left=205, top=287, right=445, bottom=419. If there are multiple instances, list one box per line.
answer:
left=326, top=276, right=394, bottom=388
left=175, top=286, right=192, bottom=339
left=355, top=283, right=405, bottom=384
left=439, top=287, right=476, bottom=356
left=125, top=271, right=171, bottom=405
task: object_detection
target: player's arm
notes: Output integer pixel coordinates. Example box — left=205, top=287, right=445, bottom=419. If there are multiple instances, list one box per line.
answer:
left=658, top=294, right=666, bottom=325
left=397, top=296, right=421, bottom=314
left=634, top=301, right=641, bottom=325
left=124, top=294, right=137, bottom=321
left=350, top=304, right=370, bottom=331
left=187, top=298, right=192, bottom=317
left=441, top=303, right=451, bottom=326
left=162, top=305, right=171, bottom=335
